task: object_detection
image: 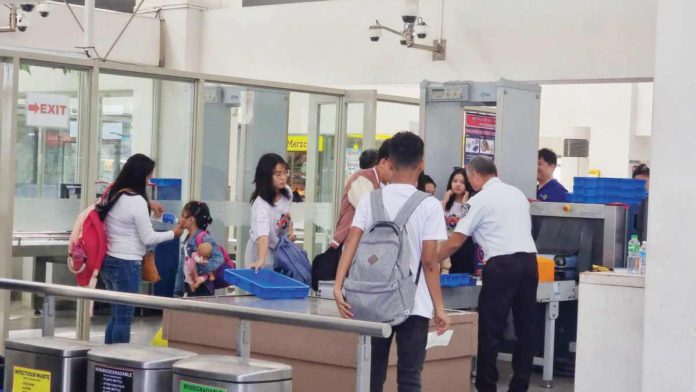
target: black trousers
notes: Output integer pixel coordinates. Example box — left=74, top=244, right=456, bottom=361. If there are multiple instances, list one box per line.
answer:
left=476, top=253, right=538, bottom=392
left=371, top=315, right=429, bottom=392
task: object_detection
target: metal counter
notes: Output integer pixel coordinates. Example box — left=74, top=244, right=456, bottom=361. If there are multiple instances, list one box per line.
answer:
left=442, top=280, right=578, bottom=388
left=12, top=231, right=70, bottom=258
left=0, top=278, right=390, bottom=392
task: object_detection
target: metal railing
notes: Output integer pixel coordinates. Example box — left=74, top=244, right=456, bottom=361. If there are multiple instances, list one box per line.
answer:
left=0, top=278, right=390, bottom=392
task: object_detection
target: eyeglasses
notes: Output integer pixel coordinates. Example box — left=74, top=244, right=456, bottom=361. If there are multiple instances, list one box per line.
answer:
left=273, top=170, right=290, bottom=178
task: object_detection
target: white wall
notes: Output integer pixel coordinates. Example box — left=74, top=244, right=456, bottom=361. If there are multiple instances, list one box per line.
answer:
left=643, top=0, right=696, bottom=389
left=0, top=3, right=160, bottom=66
left=199, top=0, right=656, bottom=86
left=539, top=83, right=653, bottom=179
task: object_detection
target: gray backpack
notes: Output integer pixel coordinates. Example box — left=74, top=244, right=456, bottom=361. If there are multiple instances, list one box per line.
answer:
left=343, top=189, right=429, bottom=326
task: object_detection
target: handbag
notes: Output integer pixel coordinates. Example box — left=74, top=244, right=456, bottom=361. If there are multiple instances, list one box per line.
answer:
left=142, top=251, right=161, bottom=283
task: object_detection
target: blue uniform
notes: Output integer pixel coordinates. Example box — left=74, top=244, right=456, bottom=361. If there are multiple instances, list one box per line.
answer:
left=537, top=179, right=568, bottom=202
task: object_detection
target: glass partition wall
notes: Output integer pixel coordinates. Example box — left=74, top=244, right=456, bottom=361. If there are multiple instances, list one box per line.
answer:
left=200, top=84, right=340, bottom=260
left=0, top=49, right=419, bottom=344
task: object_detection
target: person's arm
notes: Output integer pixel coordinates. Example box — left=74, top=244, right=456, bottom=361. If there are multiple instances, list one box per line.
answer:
left=250, top=236, right=269, bottom=271
left=441, top=190, right=453, bottom=210
left=200, top=234, right=224, bottom=273
left=421, top=239, right=451, bottom=335
left=334, top=227, right=364, bottom=319
left=249, top=201, right=271, bottom=270
left=148, top=201, right=164, bottom=218
left=436, top=232, right=469, bottom=263
left=131, top=196, right=180, bottom=246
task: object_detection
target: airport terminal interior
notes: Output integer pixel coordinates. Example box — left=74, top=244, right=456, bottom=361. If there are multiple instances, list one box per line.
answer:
left=0, top=0, right=693, bottom=391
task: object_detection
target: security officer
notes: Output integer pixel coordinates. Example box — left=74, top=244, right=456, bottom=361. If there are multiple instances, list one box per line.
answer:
left=438, top=156, right=538, bottom=392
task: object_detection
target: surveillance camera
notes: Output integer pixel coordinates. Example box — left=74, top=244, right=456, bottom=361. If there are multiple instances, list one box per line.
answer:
left=401, top=0, right=419, bottom=24
left=37, top=2, right=49, bottom=17
left=16, top=13, right=29, bottom=32
left=368, top=26, right=381, bottom=42
left=415, top=20, right=427, bottom=39
left=20, top=3, right=36, bottom=12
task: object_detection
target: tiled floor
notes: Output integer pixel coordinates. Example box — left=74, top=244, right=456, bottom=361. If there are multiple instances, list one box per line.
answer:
left=494, top=361, right=575, bottom=391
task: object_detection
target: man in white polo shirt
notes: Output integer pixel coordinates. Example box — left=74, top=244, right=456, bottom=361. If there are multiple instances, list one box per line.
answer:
left=437, top=156, right=538, bottom=392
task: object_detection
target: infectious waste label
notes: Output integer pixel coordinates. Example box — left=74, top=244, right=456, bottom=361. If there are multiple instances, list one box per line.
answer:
left=180, top=380, right=227, bottom=392
left=13, top=365, right=51, bottom=392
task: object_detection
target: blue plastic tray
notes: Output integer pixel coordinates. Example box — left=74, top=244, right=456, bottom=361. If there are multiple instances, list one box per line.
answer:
left=224, top=269, right=310, bottom=299
left=440, top=273, right=477, bottom=288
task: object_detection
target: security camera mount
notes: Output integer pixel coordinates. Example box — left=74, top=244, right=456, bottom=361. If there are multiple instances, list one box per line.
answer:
left=0, top=5, right=19, bottom=33
left=369, top=20, right=446, bottom=61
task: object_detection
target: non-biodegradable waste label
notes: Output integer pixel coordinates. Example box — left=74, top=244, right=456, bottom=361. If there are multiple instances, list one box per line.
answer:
left=180, top=380, right=227, bottom=392
left=94, top=365, right=134, bottom=392
left=13, top=365, right=51, bottom=392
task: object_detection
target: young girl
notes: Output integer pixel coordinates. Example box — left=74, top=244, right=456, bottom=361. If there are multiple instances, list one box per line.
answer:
left=440, top=168, right=478, bottom=274
left=175, top=201, right=224, bottom=297
left=246, top=153, right=295, bottom=271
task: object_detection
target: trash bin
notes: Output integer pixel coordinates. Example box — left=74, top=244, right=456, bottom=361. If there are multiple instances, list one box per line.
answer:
left=87, top=344, right=196, bottom=392
left=172, top=355, right=292, bottom=392
left=4, top=337, right=100, bottom=392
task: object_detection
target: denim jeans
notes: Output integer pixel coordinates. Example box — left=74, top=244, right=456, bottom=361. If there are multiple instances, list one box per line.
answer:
left=100, top=255, right=142, bottom=344
left=370, top=315, right=429, bottom=392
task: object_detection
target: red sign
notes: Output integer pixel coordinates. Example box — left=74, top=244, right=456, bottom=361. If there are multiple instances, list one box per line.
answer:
left=465, top=113, right=496, bottom=130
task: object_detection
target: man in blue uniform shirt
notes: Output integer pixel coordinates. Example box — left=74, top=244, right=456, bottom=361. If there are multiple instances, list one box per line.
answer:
left=537, top=148, right=568, bottom=202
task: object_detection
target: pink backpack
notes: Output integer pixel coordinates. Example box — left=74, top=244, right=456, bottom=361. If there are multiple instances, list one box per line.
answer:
left=194, top=230, right=236, bottom=289
left=68, top=186, right=131, bottom=287
left=68, top=206, right=107, bottom=287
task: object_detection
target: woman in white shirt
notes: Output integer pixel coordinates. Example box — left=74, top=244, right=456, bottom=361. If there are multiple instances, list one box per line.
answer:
left=97, top=154, right=184, bottom=344
left=440, top=167, right=477, bottom=274
left=246, top=153, right=295, bottom=271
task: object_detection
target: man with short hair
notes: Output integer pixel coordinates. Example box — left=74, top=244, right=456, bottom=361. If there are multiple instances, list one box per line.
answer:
left=438, top=156, right=538, bottom=392
left=331, top=141, right=392, bottom=249
left=310, top=141, right=393, bottom=291
left=537, top=148, right=568, bottom=202
left=359, top=148, right=379, bottom=169
left=335, top=132, right=450, bottom=392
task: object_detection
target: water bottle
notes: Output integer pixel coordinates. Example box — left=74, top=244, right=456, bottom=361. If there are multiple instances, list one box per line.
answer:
left=627, top=235, right=641, bottom=274
left=639, top=241, right=647, bottom=275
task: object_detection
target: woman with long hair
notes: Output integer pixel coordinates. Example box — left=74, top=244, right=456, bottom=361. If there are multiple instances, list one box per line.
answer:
left=246, top=153, right=295, bottom=271
left=440, top=167, right=478, bottom=274
left=97, top=153, right=184, bottom=344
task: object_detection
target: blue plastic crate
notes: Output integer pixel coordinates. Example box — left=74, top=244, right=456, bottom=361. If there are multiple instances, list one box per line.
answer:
left=440, top=273, right=477, bottom=288
left=224, top=269, right=310, bottom=299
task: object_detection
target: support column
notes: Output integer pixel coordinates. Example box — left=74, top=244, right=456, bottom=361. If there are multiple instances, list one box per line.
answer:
left=642, top=0, right=696, bottom=390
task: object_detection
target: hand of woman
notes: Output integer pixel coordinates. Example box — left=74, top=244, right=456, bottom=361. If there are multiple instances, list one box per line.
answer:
left=149, top=201, right=164, bottom=218
left=172, top=221, right=185, bottom=237
left=288, top=232, right=297, bottom=242
left=462, top=191, right=470, bottom=203
left=249, top=260, right=265, bottom=271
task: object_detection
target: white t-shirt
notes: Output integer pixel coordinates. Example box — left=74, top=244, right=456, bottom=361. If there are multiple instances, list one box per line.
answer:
left=352, top=184, right=448, bottom=319
left=245, top=187, right=293, bottom=268
left=105, top=194, right=174, bottom=261
left=454, top=177, right=537, bottom=260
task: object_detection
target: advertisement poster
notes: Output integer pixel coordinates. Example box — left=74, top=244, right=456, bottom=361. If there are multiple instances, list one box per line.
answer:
left=463, top=112, right=496, bottom=164
left=345, top=148, right=361, bottom=177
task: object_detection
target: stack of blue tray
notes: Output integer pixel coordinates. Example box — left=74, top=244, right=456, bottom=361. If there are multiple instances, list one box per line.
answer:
left=571, top=177, right=647, bottom=206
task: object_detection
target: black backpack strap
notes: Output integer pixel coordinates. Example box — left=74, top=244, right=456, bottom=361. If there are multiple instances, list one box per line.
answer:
left=370, top=189, right=388, bottom=222
left=393, top=191, right=429, bottom=230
